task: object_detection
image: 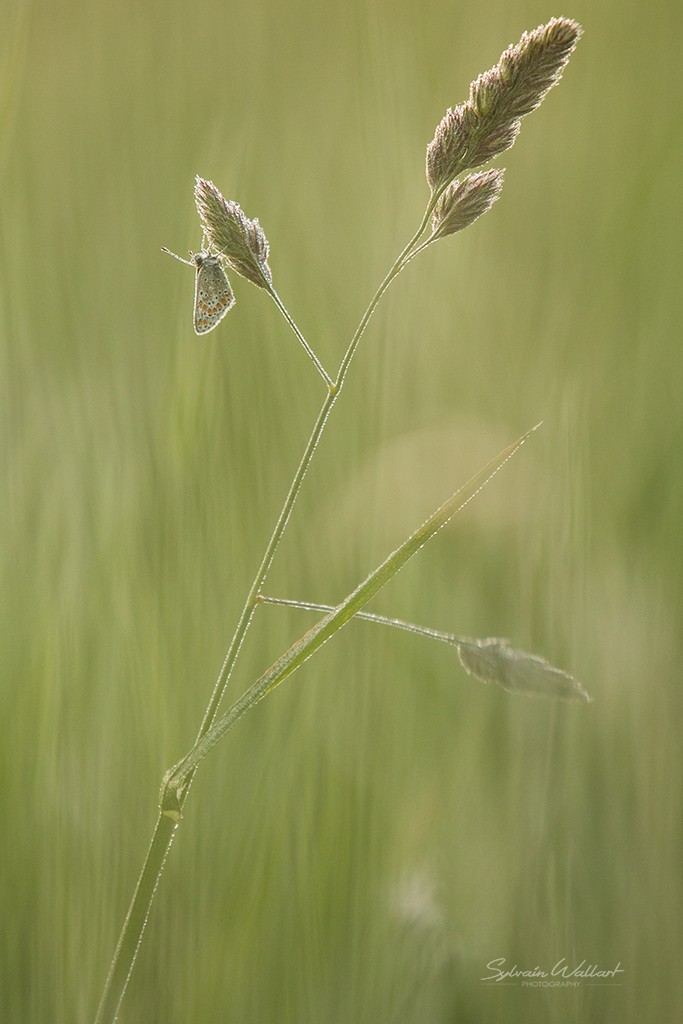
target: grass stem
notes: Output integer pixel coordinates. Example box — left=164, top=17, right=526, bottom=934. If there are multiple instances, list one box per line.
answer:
left=94, top=198, right=438, bottom=1022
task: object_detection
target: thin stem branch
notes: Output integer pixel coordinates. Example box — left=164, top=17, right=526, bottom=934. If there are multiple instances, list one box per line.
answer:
left=264, top=281, right=336, bottom=392
left=333, top=199, right=439, bottom=392
left=257, top=595, right=459, bottom=646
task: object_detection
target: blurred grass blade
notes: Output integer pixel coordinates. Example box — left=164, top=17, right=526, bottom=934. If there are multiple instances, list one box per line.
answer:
left=455, top=637, right=591, bottom=703
left=162, top=423, right=540, bottom=810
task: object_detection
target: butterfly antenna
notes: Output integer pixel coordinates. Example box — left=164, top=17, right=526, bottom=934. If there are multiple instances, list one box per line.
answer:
left=161, top=247, right=194, bottom=266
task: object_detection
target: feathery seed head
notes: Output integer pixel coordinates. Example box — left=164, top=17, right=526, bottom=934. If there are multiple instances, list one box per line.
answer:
left=430, top=168, right=505, bottom=241
left=426, top=17, right=582, bottom=192
left=194, top=176, right=272, bottom=289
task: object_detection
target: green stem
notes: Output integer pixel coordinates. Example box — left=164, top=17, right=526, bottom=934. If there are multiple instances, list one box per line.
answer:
left=263, top=281, right=336, bottom=392
left=94, top=815, right=177, bottom=1024
left=257, top=595, right=459, bottom=645
left=94, top=199, right=438, bottom=1023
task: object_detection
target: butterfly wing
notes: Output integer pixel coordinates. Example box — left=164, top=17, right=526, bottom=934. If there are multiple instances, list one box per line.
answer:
left=193, top=256, right=236, bottom=335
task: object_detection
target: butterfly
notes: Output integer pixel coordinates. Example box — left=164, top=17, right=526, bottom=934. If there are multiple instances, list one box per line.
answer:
left=162, top=246, right=235, bottom=335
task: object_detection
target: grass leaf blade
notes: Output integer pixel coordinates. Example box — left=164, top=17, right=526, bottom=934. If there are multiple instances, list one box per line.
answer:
left=162, top=423, right=541, bottom=804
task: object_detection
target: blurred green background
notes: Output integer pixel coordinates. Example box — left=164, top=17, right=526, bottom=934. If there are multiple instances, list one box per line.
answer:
left=2, top=0, right=681, bottom=1021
